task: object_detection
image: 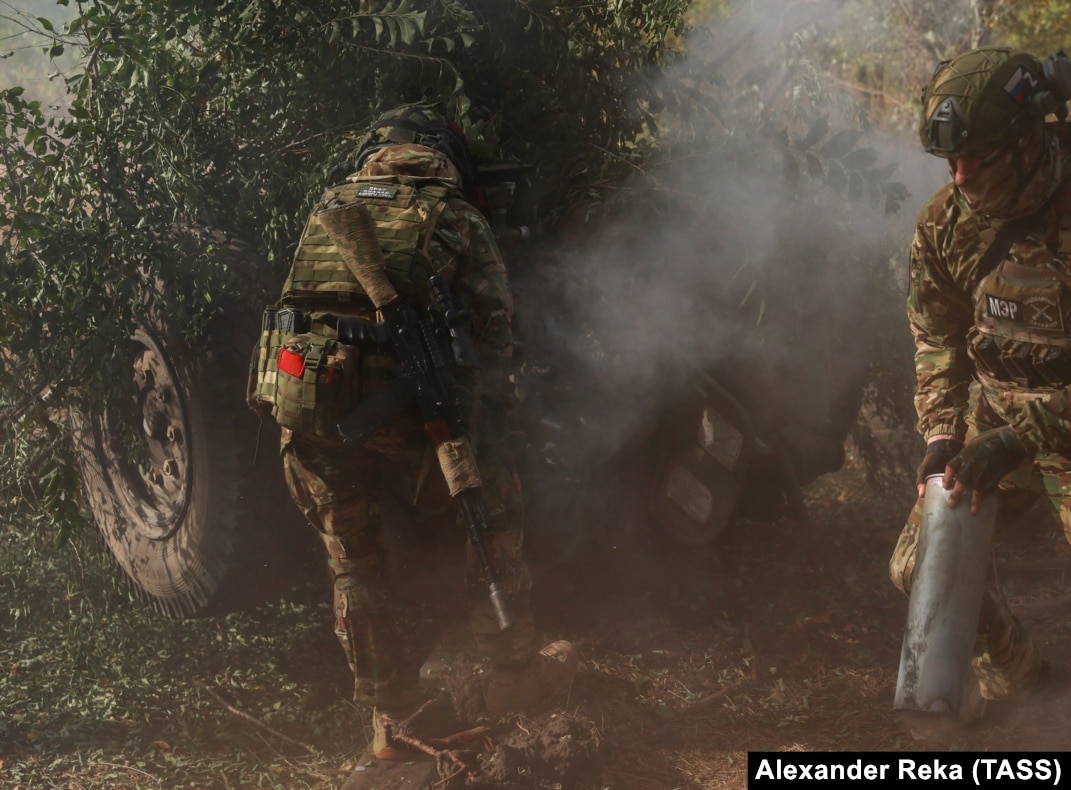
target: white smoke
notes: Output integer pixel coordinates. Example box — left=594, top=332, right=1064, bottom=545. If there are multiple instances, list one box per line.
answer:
left=519, top=0, right=948, bottom=473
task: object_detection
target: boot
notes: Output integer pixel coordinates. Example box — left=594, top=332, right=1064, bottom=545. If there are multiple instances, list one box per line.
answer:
left=371, top=705, right=427, bottom=761
left=485, top=640, right=579, bottom=717
left=370, top=697, right=472, bottom=761
left=983, top=659, right=1071, bottom=722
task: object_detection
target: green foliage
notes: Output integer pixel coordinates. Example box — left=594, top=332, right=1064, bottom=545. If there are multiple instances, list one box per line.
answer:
left=999, top=1, right=1071, bottom=57
left=810, top=0, right=1071, bottom=135
left=0, top=0, right=919, bottom=540
left=0, top=520, right=360, bottom=788
left=0, top=0, right=694, bottom=535
left=0, top=1, right=75, bottom=108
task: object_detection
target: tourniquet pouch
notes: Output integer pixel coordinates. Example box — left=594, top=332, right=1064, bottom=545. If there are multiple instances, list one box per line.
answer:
left=247, top=307, right=358, bottom=437
left=274, top=333, right=358, bottom=437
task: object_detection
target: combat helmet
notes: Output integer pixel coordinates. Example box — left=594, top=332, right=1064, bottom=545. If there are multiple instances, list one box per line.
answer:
left=919, top=47, right=1050, bottom=158
left=353, top=104, right=477, bottom=186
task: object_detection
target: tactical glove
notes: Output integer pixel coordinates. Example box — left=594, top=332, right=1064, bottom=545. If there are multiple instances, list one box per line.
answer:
left=915, top=438, right=964, bottom=486
left=946, top=426, right=1031, bottom=495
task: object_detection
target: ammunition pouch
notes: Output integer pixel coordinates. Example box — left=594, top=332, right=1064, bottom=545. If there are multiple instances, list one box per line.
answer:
left=967, top=239, right=1071, bottom=388
left=247, top=306, right=359, bottom=438
left=969, top=331, right=1071, bottom=389
left=248, top=306, right=302, bottom=420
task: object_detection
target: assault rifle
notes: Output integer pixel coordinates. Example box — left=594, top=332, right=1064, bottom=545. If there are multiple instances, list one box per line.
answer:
left=317, top=199, right=515, bottom=631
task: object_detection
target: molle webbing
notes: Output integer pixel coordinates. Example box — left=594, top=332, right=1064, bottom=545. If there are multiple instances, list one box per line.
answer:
left=281, top=177, right=453, bottom=307
left=967, top=181, right=1071, bottom=388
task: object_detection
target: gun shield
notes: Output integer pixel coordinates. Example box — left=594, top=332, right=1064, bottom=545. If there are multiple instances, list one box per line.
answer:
left=652, top=391, right=752, bottom=545
left=893, top=475, right=997, bottom=717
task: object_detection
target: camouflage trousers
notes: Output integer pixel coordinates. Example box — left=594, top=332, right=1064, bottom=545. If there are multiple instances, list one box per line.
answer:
left=890, top=409, right=1071, bottom=700
left=281, top=417, right=537, bottom=709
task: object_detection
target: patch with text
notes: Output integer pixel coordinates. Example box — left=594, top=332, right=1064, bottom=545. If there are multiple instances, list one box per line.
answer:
left=356, top=184, right=399, bottom=200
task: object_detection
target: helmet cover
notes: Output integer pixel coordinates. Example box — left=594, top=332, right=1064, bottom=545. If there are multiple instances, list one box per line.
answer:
left=920, top=47, right=1045, bottom=158
left=354, top=104, right=476, bottom=185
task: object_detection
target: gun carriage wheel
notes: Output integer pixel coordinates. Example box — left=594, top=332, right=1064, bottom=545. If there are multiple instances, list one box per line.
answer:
left=69, top=236, right=306, bottom=617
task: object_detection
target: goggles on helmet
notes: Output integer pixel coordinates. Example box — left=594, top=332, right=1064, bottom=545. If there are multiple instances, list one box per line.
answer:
left=924, top=96, right=970, bottom=155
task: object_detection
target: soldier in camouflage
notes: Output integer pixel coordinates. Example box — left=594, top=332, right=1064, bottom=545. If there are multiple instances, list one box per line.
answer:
left=274, top=106, right=577, bottom=760
left=891, top=47, right=1071, bottom=713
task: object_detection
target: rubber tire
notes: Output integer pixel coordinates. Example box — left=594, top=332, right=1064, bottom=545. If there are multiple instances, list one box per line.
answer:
left=70, top=238, right=308, bottom=618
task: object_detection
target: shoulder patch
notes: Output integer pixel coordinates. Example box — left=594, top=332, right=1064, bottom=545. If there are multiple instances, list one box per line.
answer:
left=356, top=184, right=399, bottom=200
left=985, top=293, right=1022, bottom=322
left=985, top=292, right=1065, bottom=330
left=1023, top=295, right=1063, bottom=330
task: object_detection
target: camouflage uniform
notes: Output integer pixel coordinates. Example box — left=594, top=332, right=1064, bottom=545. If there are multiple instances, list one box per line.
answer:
left=279, top=144, right=537, bottom=710
left=890, top=97, right=1071, bottom=699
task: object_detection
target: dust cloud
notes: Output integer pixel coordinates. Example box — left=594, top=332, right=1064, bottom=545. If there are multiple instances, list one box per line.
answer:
left=515, top=0, right=947, bottom=493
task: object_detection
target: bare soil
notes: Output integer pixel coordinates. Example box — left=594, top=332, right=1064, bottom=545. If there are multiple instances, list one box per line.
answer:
left=340, top=449, right=1071, bottom=788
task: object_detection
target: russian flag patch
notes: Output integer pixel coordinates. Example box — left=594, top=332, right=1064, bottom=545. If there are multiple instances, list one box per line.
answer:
left=1003, top=66, right=1038, bottom=105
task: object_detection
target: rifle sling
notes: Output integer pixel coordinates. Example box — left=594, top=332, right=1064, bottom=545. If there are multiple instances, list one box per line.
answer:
left=975, top=215, right=1035, bottom=283
left=973, top=188, right=1065, bottom=283
left=329, top=194, right=449, bottom=308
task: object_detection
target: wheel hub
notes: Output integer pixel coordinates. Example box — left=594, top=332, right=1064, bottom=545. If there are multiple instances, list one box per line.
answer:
left=102, top=328, right=192, bottom=540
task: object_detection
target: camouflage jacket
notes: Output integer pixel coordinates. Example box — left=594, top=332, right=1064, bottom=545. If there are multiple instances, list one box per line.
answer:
left=289, top=144, right=515, bottom=403
left=907, top=128, right=1071, bottom=455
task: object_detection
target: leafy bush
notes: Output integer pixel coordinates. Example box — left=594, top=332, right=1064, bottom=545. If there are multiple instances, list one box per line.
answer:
left=0, top=0, right=692, bottom=532
left=0, top=0, right=918, bottom=539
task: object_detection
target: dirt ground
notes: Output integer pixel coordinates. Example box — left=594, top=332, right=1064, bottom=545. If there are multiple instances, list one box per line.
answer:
left=8, top=439, right=1071, bottom=789
left=338, top=447, right=1071, bottom=788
